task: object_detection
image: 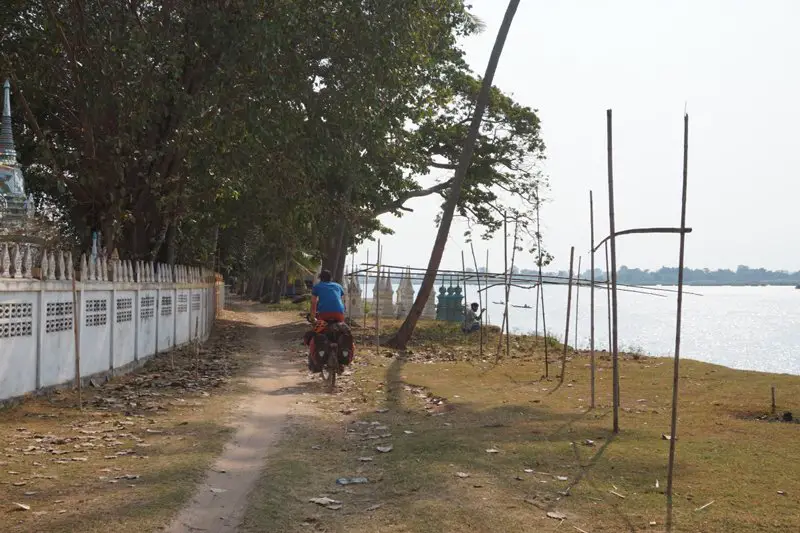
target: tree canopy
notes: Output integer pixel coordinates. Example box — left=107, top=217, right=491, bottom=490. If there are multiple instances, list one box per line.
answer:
left=1, top=0, right=547, bottom=297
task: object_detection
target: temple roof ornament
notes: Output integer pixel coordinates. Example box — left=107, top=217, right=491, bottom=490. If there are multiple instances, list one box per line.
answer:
left=0, top=79, right=26, bottom=200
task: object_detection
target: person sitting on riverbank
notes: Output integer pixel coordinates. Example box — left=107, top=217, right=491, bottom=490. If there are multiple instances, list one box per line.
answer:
left=462, top=302, right=484, bottom=334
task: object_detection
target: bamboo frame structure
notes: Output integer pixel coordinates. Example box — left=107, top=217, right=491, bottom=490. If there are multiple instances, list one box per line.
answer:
left=599, top=110, right=695, bottom=436
left=353, top=263, right=698, bottom=296
left=666, top=112, right=690, bottom=532
left=593, top=227, right=692, bottom=253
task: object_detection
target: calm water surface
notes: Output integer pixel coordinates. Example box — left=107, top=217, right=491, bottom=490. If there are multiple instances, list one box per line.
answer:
left=362, top=282, right=800, bottom=375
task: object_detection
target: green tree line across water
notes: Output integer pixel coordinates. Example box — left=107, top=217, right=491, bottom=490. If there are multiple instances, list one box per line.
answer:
left=457, top=265, right=800, bottom=286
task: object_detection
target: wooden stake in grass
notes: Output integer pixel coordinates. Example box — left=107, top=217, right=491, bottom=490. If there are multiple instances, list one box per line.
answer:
left=771, top=384, right=776, bottom=415
left=375, top=241, right=381, bottom=356
left=348, top=254, right=355, bottom=323
left=606, top=109, right=621, bottom=434
left=500, top=212, right=510, bottom=361
left=461, top=251, right=468, bottom=342
left=485, top=249, right=490, bottom=327
left=574, top=255, right=582, bottom=349
left=71, top=262, right=82, bottom=410
left=540, top=281, right=550, bottom=378
left=604, top=241, right=612, bottom=353
left=533, top=188, right=549, bottom=378
left=506, top=217, right=520, bottom=359
left=560, top=246, right=574, bottom=383
left=666, top=112, right=691, bottom=532
left=362, top=249, right=369, bottom=344
left=589, top=191, right=596, bottom=408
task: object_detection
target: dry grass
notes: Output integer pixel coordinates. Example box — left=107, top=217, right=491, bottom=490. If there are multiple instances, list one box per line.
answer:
left=0, top=306, right=281, bottom=533
left=243, top=319, right=800, bottom=533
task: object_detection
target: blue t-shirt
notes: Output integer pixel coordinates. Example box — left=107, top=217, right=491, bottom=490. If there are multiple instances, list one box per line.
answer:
left=312, top=281, right=345, bottom=314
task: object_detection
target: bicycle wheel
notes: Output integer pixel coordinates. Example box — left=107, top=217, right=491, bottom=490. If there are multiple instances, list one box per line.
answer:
left=322, top=343, right=338, bottom=392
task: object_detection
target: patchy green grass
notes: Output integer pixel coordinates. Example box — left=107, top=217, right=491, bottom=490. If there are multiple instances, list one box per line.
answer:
left=243, top=318, right=800, bottom=533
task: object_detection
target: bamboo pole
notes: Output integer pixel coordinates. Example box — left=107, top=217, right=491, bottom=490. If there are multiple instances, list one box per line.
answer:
left=666, top=112, right=690, bottom=532
left=534, top=283, right=540, bottom=336
left=534, top=184, right=542, bottom=338
left=362, top=249, right=369, bottom=344
left=574, top=255, right=582, bottom=349
left=348, top=254, right=354, bottom=323
left=605, top=242, right=612, bottom=353
left=469, top=241, right=484, bottom=357
left=71, top=263, right=82, bottom=410
left=560, top=246, right=575, bottom=383
left=534, top=186, right=549, bottom=378
left=461, top=251, right=468, bottom=341
left=375, top=241, right=381, bottom=356
left=485, top=250, right=490, bottom=327
left=506, top=217, right=520, bottom=359
left=606, top=109, right=621, bottom=434
left=593, top=227, right=693, bottom=253
left=590, top=191, right=596, bottom=409
left=497, top=213, right=510, bottom=361
left=504, top=212, right=509, bottom=358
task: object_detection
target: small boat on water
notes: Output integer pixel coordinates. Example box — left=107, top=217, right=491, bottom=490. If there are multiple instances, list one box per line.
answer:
left=511, top=304, right=533, bottom=309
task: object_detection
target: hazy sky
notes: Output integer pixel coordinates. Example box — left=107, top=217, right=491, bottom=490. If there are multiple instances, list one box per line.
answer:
left=356, top=0, right=800, bottom=274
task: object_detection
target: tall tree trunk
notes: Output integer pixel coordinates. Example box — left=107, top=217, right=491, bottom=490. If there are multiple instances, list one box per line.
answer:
left=209, top=225, right=219, bottom=270
left=282, top=248, right=290, bottom=300
left=163, top=223, right=177, bottom=265
left=270, top=258, right=280, bottom=303
left=321, top=219, right=348, bottom=282
left=385, top=0, right=521, bottom=349
left=334, top=226, right=350, bottom=282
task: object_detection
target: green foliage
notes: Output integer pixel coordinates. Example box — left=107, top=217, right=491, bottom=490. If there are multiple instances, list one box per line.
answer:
left=2, top=0, right=548, bottom=289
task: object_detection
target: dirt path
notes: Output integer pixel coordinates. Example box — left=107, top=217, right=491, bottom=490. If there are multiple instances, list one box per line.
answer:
left=166, top=310, right=307, bottom=533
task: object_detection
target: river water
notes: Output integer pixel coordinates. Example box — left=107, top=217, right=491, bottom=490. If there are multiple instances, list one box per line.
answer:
left=360, top=282, right=800, bottom=375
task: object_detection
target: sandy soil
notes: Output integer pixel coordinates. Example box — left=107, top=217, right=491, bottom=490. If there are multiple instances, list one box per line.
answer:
left=165, top=310, right=308, bottom=533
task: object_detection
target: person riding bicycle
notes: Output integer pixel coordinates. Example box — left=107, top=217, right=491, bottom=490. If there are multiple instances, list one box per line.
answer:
left=304, top=270, right=354, bottom=372
left=310, top=269, right=345, bottom=322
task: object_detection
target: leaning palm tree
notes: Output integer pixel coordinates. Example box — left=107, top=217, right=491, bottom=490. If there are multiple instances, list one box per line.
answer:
left=386, top=0, right=522, bottom=349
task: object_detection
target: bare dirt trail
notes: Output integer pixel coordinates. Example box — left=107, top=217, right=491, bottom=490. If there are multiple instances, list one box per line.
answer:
left=165, top=309, right=309, bottom=533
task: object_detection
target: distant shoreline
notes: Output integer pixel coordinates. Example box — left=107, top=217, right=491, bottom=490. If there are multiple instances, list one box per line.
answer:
left=413, top=278, right=800, bottom=288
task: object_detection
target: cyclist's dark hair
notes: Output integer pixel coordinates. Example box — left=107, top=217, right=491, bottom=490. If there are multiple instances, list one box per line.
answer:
left=319, top=269, right=333, bottom=282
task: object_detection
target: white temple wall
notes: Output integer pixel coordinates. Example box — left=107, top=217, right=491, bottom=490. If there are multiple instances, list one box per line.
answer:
left=0, top=278, right=222, bottom=401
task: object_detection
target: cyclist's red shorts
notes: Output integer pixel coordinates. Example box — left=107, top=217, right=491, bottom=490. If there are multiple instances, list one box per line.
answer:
left=318, top=312, right=345, bottom=323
